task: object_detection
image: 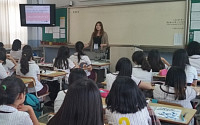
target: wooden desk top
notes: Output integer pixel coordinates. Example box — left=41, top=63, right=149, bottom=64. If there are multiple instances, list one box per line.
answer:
left=40, top=71, right=67, bottom=77
left=91, top=60, right=110, bottom=67
left=38, top=63, right=53, bottom=68
left=149, top=102, right=196, bottom=125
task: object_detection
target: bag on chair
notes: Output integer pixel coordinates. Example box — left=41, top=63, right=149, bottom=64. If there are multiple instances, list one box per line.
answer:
left=24, top=93, right=41, bottom=118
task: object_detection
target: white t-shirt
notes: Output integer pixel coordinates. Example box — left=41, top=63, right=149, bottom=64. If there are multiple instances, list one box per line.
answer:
left=0, top=63, right=8, bottom=80
left=0, top=105, right=33, bottom=125
left=185, top=65, right=198, bottom=84
left=189, top=55, right=200, bottom=74
left=153, top=84, right=196, bottom=109
left=3, top=59, right=15, bottom=76
left=10, top=50, right=22, bottom=60
left=106, top=72, right=141, bottom=90
left=70, top=53, right=92, bottom=76
left=132, top=65, right=152, bottom=82
left=16, top=60, right=43, bottom=93
left=105, top=107, right=151, bottom=125
left=54, top=90, right=68, bottom=113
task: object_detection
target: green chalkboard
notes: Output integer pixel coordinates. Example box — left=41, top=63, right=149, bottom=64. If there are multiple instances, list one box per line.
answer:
left=42, top=8, right=67, bottom=43
left=189, top=0, right=200, bottom=43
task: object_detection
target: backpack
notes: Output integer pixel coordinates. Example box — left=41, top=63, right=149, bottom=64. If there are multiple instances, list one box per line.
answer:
left=24, top=93, right=41, bottom=118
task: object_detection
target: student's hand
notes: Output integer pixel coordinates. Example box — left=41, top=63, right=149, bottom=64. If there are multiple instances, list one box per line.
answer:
left=17, top=104, right=33, bottom=112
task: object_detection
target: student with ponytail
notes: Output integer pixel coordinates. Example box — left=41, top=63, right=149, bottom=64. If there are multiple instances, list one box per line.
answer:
left=16, top=45, right=48, bottom=96
left=132, top=51, right=152, bottom=82
left=0, top=76, right=39, bottom=125
left=70, top=41, right=93, bottom=76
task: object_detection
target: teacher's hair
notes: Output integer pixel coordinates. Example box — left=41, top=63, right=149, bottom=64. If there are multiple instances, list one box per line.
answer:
left=106, top=76, right=147, bottom=113
left=165, top=66, right=186, bottom=100
left=47, top=78, right=103, bottom=125
left=92, top=21, right=104, bottom=37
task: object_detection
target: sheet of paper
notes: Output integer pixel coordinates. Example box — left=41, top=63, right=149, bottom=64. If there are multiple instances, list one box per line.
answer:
left=192, top=3, right=200, bottom=11
left=191, top=21, right=200, bottom=29
left=154, top=107, right=182, bottom=121
left=53, top=26, right=60, bottom=33
left=53, top=33, right=60, bottom=39
left=60, top=29, right=65, bottom=33
left=194, top=31, right=200, bottom=43
left=60, top=17, right=65, bottom=28
left=45, top=27, right=53, bottom=33
left=60, top=33, right=65, bottom=38
left=174, top=33, right=183, bottom=45
left=191, top=12, right=200, bottom=21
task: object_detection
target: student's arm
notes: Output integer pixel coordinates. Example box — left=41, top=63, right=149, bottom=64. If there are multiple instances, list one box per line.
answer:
left=37, top=74, right=40, bottom=81
left=138, top=81, right=153, bottom=90
left=192, top=80, right=198, bottom=86
left=7, top=55, right=17, bottom=70
left=18, top=104, right=39, bottom=125
left=161, top=57, right=170, bottom=67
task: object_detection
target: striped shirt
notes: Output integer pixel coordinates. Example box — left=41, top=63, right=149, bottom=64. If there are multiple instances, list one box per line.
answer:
left=105, top=107, right=151, bottom=125
left=0, top=105, right=33, bottom=125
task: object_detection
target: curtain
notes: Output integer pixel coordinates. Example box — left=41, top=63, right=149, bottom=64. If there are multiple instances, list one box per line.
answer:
left=0, top=0, right=27, bottom=47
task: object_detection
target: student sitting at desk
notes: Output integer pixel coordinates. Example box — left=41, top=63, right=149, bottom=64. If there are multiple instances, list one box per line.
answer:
left=106, top=57, right=152, bottom=90
left=48, top=78, right=103, bottom=125
left=54, top=68, right=87, bottom=113
left=0, top=49, right=8, bottom=82
left=106, top=76, right=152, bottom=125
left=53, top=46, right=75, bottom=82
left=132, top=51, right=152, bottom=82
left=172, top=49, right=198, bottom=86
left=0, top=77, right=39, bottom=125
left=153, top=66, right=196, bottom=125
left=0, top=47, right=16, bottom=76
left=148, top=49, right=170, bottom=72
left=10, top=39, right=22, bottom=60
left=16, top=45, right=48, bottom=96
left=186, top=41, right=200, bottom=74
left=70, top=41, right=95, bottom=80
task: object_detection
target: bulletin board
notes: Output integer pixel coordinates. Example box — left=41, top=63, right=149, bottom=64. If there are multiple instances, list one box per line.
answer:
left=42, top=8, right=67, bottom=43
left=68, top=1, right=187, bottom=47
left=188, top=0, right=200, bottom=43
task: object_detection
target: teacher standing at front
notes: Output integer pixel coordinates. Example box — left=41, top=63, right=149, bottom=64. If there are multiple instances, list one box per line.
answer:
left=87, top=21, right=109, bottom=51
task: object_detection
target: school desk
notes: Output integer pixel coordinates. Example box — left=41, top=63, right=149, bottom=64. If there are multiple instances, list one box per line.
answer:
left=38, top=63, right=53, bottom=70
left=149, top=102, right=196, bottom=125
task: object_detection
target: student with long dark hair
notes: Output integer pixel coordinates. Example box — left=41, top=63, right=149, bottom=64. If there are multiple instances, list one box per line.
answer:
left=132, top=51, right=152, bottom=82
left=106, top=76, right=151, bottom=125
left=54, top=68, right=87, bottom=113
left=48, top=78, right=103, bottom=125
left=0, top=76, right=39, bottom=125
left=153, top=67, right=196, bottom=125
left=0, top=42, right=4, bottom=48
left=106, top=57, right=152, bottom=90
left=0, top=47, right=16, bottom=76
left=54, top=46, right=75, bottom=72
left=10, top=39, right=22, bottom=60
left=87, top=21, right=109, bottom=51
left=0, top=48, right=8, bottom=80
left=16, top=45, right=48, bottom=96
left=172, top=49, right=198, bottom=86
left=148, top=49, right=170, bottom=72
left=186, top=41, right=200, bottom=74
left=70, top=41, right=92, bottom=76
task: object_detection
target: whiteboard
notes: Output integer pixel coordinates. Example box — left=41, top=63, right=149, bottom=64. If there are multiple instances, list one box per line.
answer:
left=68, top=1, right=186, bottom=46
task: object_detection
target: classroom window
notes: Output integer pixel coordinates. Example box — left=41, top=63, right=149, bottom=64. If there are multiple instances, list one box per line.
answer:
left=0, top=0, right=27, bottom=47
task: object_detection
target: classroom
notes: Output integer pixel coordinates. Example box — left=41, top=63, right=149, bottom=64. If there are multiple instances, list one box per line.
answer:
left=0, top=0, right=200, bottom=125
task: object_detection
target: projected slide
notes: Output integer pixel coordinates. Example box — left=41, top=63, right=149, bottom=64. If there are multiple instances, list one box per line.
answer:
left=25, top=6, right=50, bottom=24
